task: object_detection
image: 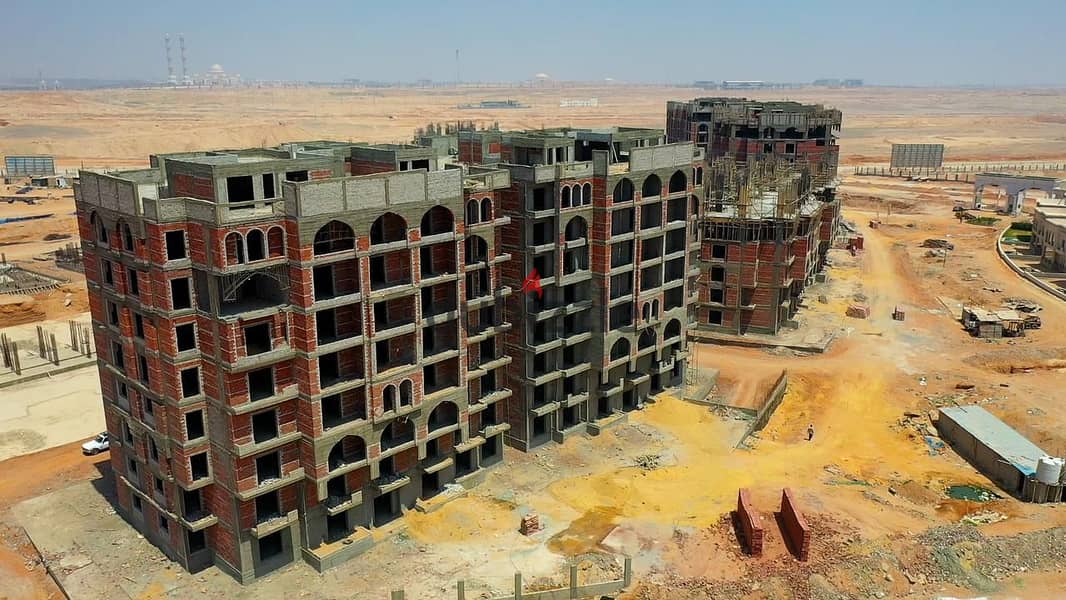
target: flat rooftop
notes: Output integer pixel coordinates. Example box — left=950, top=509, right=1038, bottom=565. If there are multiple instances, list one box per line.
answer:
left=939, top=405, right=1048, bottom=476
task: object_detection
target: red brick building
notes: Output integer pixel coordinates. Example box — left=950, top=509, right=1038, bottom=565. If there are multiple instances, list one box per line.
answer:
left=75, top=143, right=512, bottom=581
left=667, top=98, right=843, bottom=335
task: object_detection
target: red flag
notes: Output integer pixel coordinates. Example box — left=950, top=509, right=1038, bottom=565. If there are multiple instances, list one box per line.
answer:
left=521, top=268, right=543, bottom=299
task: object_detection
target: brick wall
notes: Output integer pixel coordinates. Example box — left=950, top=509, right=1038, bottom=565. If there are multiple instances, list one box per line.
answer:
left=780, top=488, right=810, bottom=561
left=735, top=489, right=763, bottom=556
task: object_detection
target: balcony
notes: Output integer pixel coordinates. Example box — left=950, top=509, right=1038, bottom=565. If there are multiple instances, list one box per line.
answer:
left=324, top=490, right=364, bottom=517
left=250, top=509, right=300, bottom=538
left=236, top=467, right=306, bottom=502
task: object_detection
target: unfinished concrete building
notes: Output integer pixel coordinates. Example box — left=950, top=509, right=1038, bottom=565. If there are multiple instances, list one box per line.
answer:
left=460, top=127, right=703, bottom=449
left=74, top=142, right=513, bottom=581
left=666, top=98, right=843, bottom=335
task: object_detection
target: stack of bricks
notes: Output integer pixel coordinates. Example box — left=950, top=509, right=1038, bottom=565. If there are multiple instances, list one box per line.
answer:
left=519, top=513, right=541, bottom=536
left=779, top=488, right=810, bottom=561
left=735, top=489, right=763, bottom=556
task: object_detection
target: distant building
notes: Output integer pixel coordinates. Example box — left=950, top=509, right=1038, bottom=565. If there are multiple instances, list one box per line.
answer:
left=890, top=144, right=945, bottom=169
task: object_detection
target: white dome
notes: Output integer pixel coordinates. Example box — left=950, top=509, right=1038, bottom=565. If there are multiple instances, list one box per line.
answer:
left=534, top=72, right=550, bottom=79
left=209, top=64, right=224, bottom=74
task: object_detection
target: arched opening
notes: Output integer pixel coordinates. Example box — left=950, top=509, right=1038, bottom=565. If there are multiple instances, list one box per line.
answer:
left=613, top=178, right=634, bottom=203
left=225, top=232, right=245, bottom=265
left=91, top=213, right=108, bottom=245
left=696, top=124, right=709, bottom=145
left=638, top=328, right=656, bottom=350
left=480, top=198, right=492, bottom=222
left=222, top=272, right=286, bottom=315
left=564, top=216, right=588, bottom=241
left=381, top=418, right=414, bottom=450
left=267, top=227, right=285, bottom=258
left=642, top=303, right=651, bottom=321
left=420, top=205, right=454, bottom=236
left=652, top=299, right=660, bottom=317
left=370, top=212, right=407, bottom=245
left=466, top=200, right=479, bottom=225
left=313, top=220, right=354, bottom=255
left=119, top=221, right=134, bottom=252
left=561, top=186, right=572, bottom=209
left=664, top=319, right=681, bottom=340
left=669, top=171, right=687, bottom=194
left=428, top=401, right=459, bottom=432
left=246, top=229, right=266, bottom=261
left=694, top=167, right=703, bottom=186
left=465, top=235, right=488, bottom=265
left=609, top=338, right=630, bottom=361
left=582, top=183, right=592, bottom=206
left=642, top=175, right=662, bottom=198
left=690, top=195, right=700, bottom=217
left=327, top=436, right=366, bottom=471
left=400, top=380, right=414, bottom=406
left=382, top=385, right=396, bottom=413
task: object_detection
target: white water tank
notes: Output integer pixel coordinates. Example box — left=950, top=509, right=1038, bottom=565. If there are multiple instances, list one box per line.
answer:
left=1035, top=456, right=1064, bottom=485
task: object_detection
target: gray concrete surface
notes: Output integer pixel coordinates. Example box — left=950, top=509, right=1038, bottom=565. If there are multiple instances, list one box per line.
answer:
left=0, top=366, right=103, bottom=460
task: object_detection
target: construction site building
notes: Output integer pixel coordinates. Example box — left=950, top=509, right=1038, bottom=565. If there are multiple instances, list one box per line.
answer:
left=74, top=142, right=513, bottom=581
left=460, top=127, right=703, bottom=449
left=666, top=98, right=844, bottom=335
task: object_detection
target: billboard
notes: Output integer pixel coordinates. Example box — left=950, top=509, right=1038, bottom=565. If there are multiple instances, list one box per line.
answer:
left=4, top=155, right=56, bottom=176
left=890, top=144, right=944, bottom=169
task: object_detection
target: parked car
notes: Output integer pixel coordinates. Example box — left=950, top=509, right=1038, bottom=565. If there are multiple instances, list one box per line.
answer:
left=82, top=432, right=110, bottom=455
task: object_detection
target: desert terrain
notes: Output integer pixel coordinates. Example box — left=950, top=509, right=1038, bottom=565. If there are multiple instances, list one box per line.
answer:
left=0, top=86, right=1065, bottom=599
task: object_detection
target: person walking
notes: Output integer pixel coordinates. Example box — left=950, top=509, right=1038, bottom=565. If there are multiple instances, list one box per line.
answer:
left=807, top=423, right=815, bottom=442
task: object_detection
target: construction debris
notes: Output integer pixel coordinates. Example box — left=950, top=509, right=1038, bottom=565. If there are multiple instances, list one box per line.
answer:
left=921, top=239, right=955, bottom=250
left=520, top=513, right=541, bottom=536
left=847, top=304, right=871, bottom=319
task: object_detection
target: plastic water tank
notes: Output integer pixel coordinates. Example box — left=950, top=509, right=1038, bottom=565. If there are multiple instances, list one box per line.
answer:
left=1035, top=456, right=1064, bottom=485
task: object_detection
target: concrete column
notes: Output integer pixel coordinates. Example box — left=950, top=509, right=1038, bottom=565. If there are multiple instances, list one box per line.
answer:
left=973, top=187, right=983, bottom=209
left=569, top=563, right=578, bottom=599
left=456, top=581, right=465, bottom=600
left=514, top=572, right=522, bottom=600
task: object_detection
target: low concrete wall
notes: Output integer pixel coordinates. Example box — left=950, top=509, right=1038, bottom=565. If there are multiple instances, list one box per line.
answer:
left=735, top=371, right=789, bottom=449
left=390, top=557, right=632, bottom=600
left=997, top=230, right=1066, bottom=302
left=735, top=489, right=763, bottom=556
left=779, top=488, right=810, bottom=561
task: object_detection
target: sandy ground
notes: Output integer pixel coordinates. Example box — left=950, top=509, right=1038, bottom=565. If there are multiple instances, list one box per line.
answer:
left=0, top=365, right=102, bottom=462
left=1, top=86, right=1066, bottom=171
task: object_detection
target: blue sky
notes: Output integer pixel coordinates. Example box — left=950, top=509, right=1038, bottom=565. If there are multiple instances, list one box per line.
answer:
left=2, top=0, right=1063, bottom=85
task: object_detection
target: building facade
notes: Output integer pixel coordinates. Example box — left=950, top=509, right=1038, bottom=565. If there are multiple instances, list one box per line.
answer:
left=666, top=98, right=843, bottom=336
left=1031, top=202, right=1066, bottom=272
left=75, top=143, right=512, bottom=581
left=461, top=127, right=703, bottom=450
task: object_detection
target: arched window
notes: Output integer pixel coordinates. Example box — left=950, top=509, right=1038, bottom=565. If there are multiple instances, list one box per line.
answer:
left=694, top=167, right=703, bottom=186
left=609, top=338, right=630, bottom=360
left=267, top=226, right=285, bottom=258
left=561, top=186, right=572, bottom=209
left=225, top=232, right=245, bottom=264
left=313, top=220, right=354, bottom=255
left=638, top=328, right=656, bottom=350
left=327, top=436, right=366, bottom=471
left=465, top=235, right=488, bottom=265
left=664, top=319, right=681, bottom=340
left=120, top=221, right=134, bottom=252
left=400, top=380, right=414, bottom=406
left=613, top=178, right=634, bottom=203
left=246, top=229, right=266, bottom=261
left=382, top=385, right=396, bottom=413
left=466, top=199, right=479, bottom=224
left=642, top=303, right=651, bottom=321
left=642, top=175, right=661, bottom=198
left=669, top=171, right=687, bottom=194
left=381, top=418, right=414, bottom=450
left=582, top=183, right=592, bottom=205
left=564, top=216, right=587, bottom=241
left=480, top=198, right=492, bottom=222
left=652, top=299, right=660, bottom=317
left=91, top=213, right=108, bottom=245
left=370, top=212, right=407, bottom=245
left=420, top=206, right=454, bottom=236
left=428, top=401, right=458, bottom=432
